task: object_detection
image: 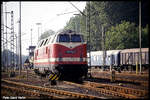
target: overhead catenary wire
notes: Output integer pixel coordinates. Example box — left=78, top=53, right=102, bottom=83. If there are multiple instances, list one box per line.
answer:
left=57, top=11, right=78, bottom=16
left=4, top=2, right=87, bottom=57
left=69, top=2, right=86, bottom=16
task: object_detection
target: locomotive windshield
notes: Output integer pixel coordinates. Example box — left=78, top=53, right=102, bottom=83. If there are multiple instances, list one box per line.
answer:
left=71, top=34, right=82, bottom=42
left=59, top=34, right=70, bottom=42
left=57, top=34, right=84, bottom=42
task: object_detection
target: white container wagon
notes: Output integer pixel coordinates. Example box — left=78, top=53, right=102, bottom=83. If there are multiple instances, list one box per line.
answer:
left=87, top=50, right=121, bottom=69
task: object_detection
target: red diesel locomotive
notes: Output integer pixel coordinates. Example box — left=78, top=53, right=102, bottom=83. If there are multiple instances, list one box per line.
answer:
left=33, top=30, right=88, bottom=80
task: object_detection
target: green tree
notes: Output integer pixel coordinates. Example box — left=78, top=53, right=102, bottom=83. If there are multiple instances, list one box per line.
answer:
left=141, top=24, right=149, bottom=48
left=64, top=15, right=81, bottom=33
left=62, top=1, right=149, bottom=51
left=105, top=21, right=149, bottom=50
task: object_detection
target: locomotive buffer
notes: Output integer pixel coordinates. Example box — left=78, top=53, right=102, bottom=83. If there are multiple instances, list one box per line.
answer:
left=48, top=73, right=61, bottom=85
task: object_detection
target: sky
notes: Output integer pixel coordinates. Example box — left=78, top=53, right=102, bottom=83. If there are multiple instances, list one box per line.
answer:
left=2, top=1, right=86, bottom=56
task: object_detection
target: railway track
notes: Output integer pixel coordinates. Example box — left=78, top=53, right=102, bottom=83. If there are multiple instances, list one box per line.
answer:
left=1, top=79, right=104, bottom=99
left=92, top=71, right=149, bottom=86
left=83, top=81, right=148, bottom=98
left=5, top=72, right=137, bottom=99
left=92, top=69, right=148, bottom=77
left=19, top=69, right=149, bottom=87
left=2, top=70, right=148, bottom=99
left=1, top=85, right=63, bottom=99
left=63, top=81, right=142, bottom=99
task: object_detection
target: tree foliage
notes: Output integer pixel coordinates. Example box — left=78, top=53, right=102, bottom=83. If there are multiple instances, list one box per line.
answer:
left=105, top=21, right=149, bottom=50
left=62, top=1, right=149, bottom=50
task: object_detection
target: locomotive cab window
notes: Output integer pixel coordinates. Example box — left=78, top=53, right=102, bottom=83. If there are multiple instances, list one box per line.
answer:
left=40, top=40, right=45, bottom=47
left=47, top=37, right=51, bottom=44
left=43, top=39, right=48, bottom=46
left=58, top=34, right=70, bottom=42
left=71, top=34, right=82, bottom=42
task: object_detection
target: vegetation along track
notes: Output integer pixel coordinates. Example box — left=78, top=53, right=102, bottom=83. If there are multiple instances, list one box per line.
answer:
left=1, top=79, right=104, bottom=99
left=63, top=81, right=147, bottom=99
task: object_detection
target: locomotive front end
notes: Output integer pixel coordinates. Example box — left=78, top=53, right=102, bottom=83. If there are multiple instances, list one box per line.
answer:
left=33, top=30, right=88, bottom=81
left=52, top=30, right=88, bottom=80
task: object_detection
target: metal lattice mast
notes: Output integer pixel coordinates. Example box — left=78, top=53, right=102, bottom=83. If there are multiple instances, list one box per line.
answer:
left=14, top=34, right=18, bottom=70
left=10, top=11, right=15, bottom=69
left=19, top=1, right=22, bottom=75
left=5, top=3, right=8, bottom=71
left=1, top=2, right=4, bottom=69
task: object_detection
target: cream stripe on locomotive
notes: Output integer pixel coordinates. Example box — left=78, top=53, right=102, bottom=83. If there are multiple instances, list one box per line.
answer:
left=55, top=42, right=86, bottom=49
left=34, top=57, right=87, bottom=63
left=50, top=58, right=87, bottom=62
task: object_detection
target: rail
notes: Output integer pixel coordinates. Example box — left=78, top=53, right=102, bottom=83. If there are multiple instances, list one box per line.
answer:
left=92, top=72, right=148, bottom=86
left=2, top=85, right=62, bottom=99
left=63, top=81, right=140, bottom=99
left=2, top=79, right=103, bottom=99
left=83, top=81, right=148, bottom=97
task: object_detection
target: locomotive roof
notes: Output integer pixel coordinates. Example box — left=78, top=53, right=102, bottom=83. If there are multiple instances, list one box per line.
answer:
left=38, top=30, right=82, bottom=42
left=56, top=29, right=82, bottom=35
left=35, top=34, right=55, bottom=48
left=35, top=30, right=84, bottom=49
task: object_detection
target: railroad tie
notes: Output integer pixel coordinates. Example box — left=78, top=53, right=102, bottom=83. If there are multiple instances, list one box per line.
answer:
left=66, top=93, right=72, bottom=96
left=80, top=95, right=85, bottom=99
left=135, top=91, right=141, bottom=97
